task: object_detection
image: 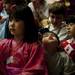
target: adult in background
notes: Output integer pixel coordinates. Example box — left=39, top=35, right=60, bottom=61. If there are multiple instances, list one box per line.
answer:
left=0, top=0, right=8, bottom=38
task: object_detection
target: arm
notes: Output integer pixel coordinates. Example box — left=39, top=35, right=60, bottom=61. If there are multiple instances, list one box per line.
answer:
left=0, top=39, right=9, bottom=75
left=60, top=52, right=75, bottom=75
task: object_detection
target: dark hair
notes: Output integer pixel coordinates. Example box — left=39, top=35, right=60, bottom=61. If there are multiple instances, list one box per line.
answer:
left=6, top=6, right=39, bottom=43
left=65, top=15, right=75, bottom=24
left=39, top=28, right=60, bottom=45
left=4, top=0, right=26, bottom=5
left=49, top=1, right=65, bottom=16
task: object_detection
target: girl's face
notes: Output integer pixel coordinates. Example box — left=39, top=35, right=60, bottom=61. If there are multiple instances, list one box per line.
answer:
left=66, top=23, right=75, bottom=37
left=9, top=19, right=25, bottom=37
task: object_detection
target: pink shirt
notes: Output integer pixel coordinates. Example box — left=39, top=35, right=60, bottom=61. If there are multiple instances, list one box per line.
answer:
left=0, top=39, right=48, bottom=75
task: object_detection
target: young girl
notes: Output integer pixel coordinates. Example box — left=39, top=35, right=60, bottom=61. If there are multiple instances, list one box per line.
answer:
left=41, top=28, right=75, bottom=75
left=0, top=6, right=48, bottom=75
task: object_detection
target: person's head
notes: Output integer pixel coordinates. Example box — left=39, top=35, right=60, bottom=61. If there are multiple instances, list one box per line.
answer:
left=41, top=29, right=60, bottom=53
left=49, top=2, right=65, bottom=26
left=32, top=0, right=45, bottom=4
left=32, top=0, right=45, bottom=8
left=65, top=16, right=75, bottom=38
left=8, top=6, right=39, bottom=43
left=0, top=0, right=3, bottom=12
left=4, top=0, right=26, bottom=14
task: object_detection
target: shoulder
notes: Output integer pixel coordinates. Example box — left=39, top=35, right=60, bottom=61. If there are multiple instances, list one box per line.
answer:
left=0, top=39, right=12, bottom=46
left=60, top=40, right=69, bottom=46
left=61, top=39, right=73, bottom=45
left=24, top=42, right=44, bottom=53
left=29, top=42, right=43, bottom=50
left=28, top=2, right=34, bottom=12
left=28, top=2, right=33, bottom=7
left=59, top=52, right=68, bottom=58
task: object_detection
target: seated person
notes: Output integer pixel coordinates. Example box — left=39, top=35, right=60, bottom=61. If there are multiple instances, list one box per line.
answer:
left=41, top=28, right=75, bottom=75
left=61, top=16, right=75, bottom=63
left=0, top=6, right=48, bottom=75
left=48, top=1, right=69, bottom=41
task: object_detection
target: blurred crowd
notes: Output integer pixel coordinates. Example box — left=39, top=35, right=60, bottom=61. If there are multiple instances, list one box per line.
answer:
left=0, top=0, right=75, bottom=75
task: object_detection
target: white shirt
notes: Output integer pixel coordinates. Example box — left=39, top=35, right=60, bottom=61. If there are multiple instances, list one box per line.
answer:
left=49, top=23, right=69, bottom=41
left=28, top=1, right=49, bottom=20
left=0, top=9, right=9, bottom=39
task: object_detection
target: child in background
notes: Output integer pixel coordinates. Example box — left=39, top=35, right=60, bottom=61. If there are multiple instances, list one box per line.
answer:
left=49, top=1, right=69, bottom=41
left=41, top=28, right=75, bottom=75
left=61, top=16, right=75, bottom=63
